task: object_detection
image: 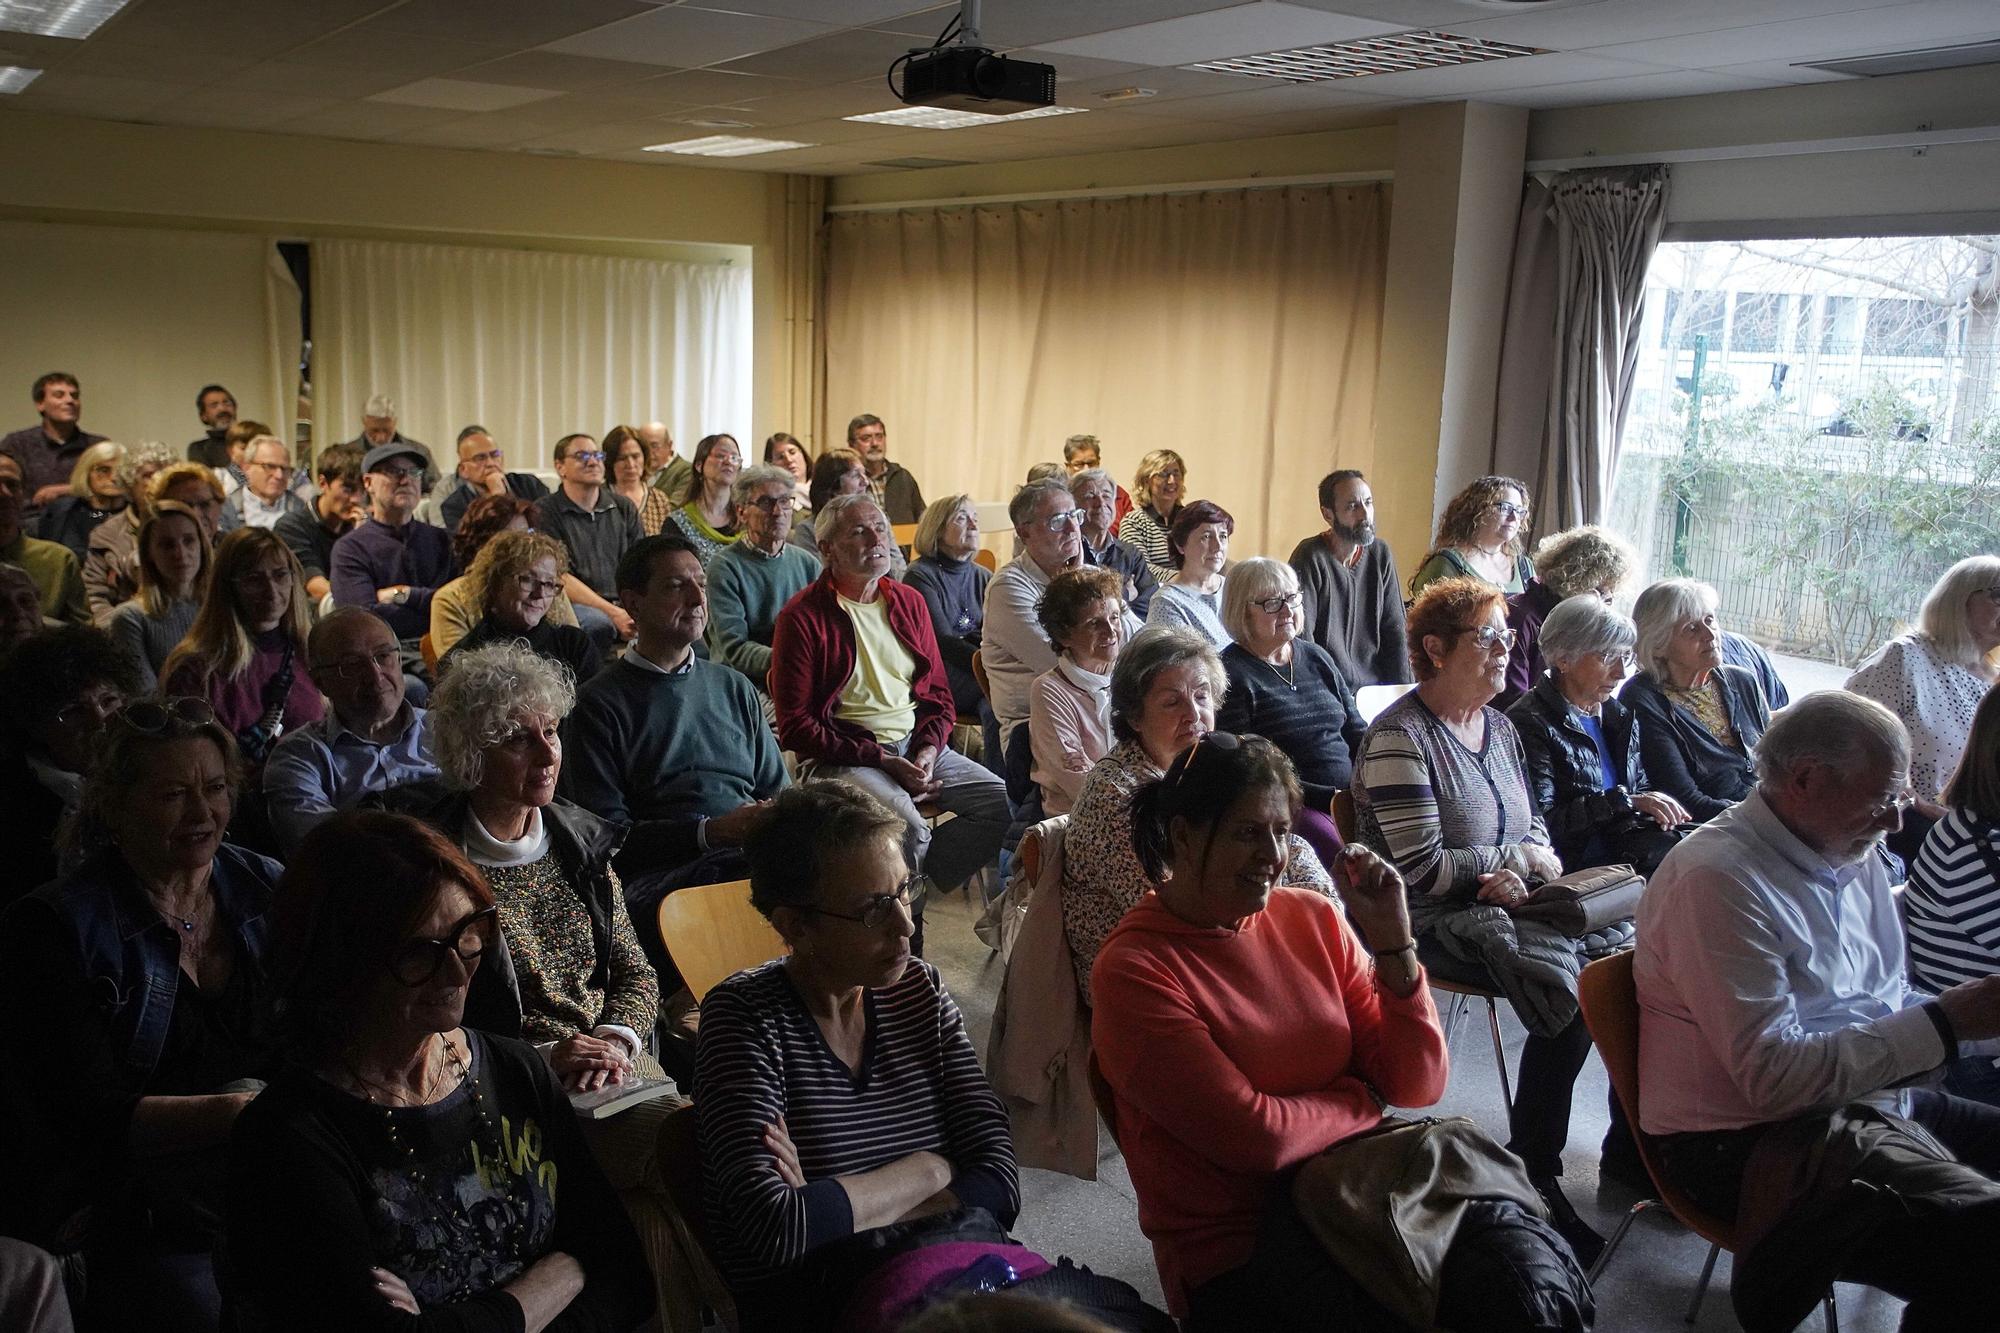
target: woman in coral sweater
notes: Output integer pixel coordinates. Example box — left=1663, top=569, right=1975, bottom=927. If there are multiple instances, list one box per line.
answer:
left=1090, top=733, right=1591, bottom=1332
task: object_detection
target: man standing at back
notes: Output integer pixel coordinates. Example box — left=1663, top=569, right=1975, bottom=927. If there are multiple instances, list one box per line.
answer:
left=343, top=393, right=437, bottom=489
left=539, top=432, right=640, bottom=649
left=187, top=385, right=237, bottom=468
left=438, top=425, right=549, bottom=533
left=2, top=373, right=106, bottom=519
left=849, top=413, right=925, bottom=526
left=1289, top=468, right=1409, bottom=688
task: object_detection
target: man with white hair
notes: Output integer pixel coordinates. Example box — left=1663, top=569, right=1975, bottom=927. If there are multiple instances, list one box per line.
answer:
left=639, top=420, right=692, bottom=503
left=343, top=393, right=437, bottom=490
left=222, top=433, right=309, bottom=530
left=1636, top=690, right=2000, bottom=1328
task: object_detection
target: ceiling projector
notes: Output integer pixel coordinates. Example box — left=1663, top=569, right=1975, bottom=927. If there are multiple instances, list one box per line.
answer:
left=892, top=1, right=1055, bottom=114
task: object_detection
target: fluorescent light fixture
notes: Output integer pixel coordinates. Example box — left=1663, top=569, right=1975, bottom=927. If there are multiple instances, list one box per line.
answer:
left=681, top=117, right=753, bottom=128
left=845, top=104, right=1086, bottom=130
left=1191, top=30, right=1545, bottom=82
left=0, top=64, right=41, bottom=93
left=0, top=0, right=134, bottom=40
left=642, top=134, right=812, bottom=157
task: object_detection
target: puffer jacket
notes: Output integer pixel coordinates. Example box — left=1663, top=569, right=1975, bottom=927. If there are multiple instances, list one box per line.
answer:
left=1507, top=675, right=1645, bottom=864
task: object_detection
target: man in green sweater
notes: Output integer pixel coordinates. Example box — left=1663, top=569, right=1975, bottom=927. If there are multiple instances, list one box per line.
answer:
left=706, top=463, right=819, bottom=695
left=560, top=531, right=787, bottom=978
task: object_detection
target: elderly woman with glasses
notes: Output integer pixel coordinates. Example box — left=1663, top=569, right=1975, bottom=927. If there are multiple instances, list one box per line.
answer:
left=1353, top=577, right=1614, bottom=1265
left=1214, top=558, right=1365, bottom=869
left=1505, top=595, right=1689, bottom=876
left=1027, top=566, right=1127, bottom=815
left=227, top=810, right=651, bottom=1333
left=1620, top=578, right=1771, bottom=825
left=439, top=530, right=597, bottom=686
left=0, top=698, right=280, bottom=1330
left=1144, top=499, right=1233, bottom=649
left=1409, top=475, right=1534, bottom=598
left=694, top=781, right=1021, bottom=1331
left=36, top=439, right=129, bottom=563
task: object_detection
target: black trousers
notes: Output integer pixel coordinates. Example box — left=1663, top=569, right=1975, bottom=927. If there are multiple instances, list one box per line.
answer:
left=1508, top=1013, right=1595, bottom=1179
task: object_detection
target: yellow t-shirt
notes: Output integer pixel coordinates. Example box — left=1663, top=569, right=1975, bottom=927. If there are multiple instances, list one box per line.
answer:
left=836, top=593, right=918, bottom=745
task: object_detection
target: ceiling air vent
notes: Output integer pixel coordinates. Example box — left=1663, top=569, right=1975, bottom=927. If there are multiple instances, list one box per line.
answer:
left=1191, top=30, right=1546, bottom=83
left=1796, top=38, right=2000, bottom=79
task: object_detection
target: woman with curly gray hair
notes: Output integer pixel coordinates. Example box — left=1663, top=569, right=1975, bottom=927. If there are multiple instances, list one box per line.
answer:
left=422, top=641, right=660, bottom=1097
left=1497, top=524, right=1639, bottom=708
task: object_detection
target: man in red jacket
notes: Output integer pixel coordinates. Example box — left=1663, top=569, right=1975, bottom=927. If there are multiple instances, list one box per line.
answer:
left=771, top=493, right=1009, bottom=946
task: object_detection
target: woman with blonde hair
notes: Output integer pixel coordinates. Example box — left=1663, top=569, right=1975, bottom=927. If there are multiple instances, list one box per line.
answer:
left=904, top=494, right=989, bottom=718
left=36, top=438, right=128, bottom=562
left=1117, top=448, right=1187, bottom=580
left=1409, top=474, right=1534, bottom=598
left=1848, top=554, right=2000, bottom=860
left=606, top=424, right=676, bottom=536
left=1497, top=524, right=1639, bottom=708
left=89, top=460, right=222, bottom=623
left=440, top=529, right=596, bottom=684
left=107, top=499, right=210, bottom=690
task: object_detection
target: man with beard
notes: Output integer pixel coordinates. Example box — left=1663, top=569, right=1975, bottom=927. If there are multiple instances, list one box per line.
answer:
left=1288, top=469, right=1408, bottom=687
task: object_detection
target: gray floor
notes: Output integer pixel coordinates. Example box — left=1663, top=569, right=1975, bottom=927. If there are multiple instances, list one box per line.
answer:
left=923, top=887, right=1909, bottom=1333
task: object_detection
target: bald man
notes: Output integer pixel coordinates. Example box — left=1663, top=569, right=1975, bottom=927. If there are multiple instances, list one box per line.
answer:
left=640, top=421, right=693, bottom=504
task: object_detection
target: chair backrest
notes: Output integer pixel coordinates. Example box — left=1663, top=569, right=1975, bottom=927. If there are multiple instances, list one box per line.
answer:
left=420, top=632, right=439, bottom=672
left=658, top=878, right=787, bottom=1002
left=1355, top=682, right=1415, bottom=723
left=1332, top=789, right=1358, bottom=843
left=971, top=648, right=992, bottom=703
left=891, top=521, right=919, bottom=550
left=1019, top=822, right=1045, bottom=886
left=974, top=548, right=997, bottom=573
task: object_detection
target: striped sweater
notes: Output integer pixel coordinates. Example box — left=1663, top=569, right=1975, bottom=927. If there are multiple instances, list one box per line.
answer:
left=694, top=958, right=1019, bottom=1292
left=1906, top=807, right=2000, bottom=992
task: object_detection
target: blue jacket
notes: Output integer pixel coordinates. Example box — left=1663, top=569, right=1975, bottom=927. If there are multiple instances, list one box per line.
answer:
left=1622, top=664, right=1770, bottom=822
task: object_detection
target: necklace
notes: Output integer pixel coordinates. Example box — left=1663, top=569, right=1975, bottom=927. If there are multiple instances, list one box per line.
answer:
left=1265, top=652, right=1297, bottom=690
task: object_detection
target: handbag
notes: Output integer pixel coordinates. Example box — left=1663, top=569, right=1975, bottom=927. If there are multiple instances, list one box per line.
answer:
left=1512, top=863, right=1644, bottom=936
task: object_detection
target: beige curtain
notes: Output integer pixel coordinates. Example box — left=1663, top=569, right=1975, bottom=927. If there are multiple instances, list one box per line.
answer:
left=823, top=185, right=1388, bottom=559
left=0, top=221, right=299, bottom=451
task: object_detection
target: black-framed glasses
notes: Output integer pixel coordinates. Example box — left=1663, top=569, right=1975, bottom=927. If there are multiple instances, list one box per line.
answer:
left=313, top=644, right=401, bottom=679
left=389, top=906, right=498, bottom=986
left=512, top=574, right=563, bottom=597
left=1165, top=730, right=1240, bottom=790
left=748, top=494, right=800, bottom=513
left=800, top=875, right=927, bottom=929
left=118, top=696, right=217, bottom=734
left=1490, top=501, right=1527, bottom=520
left=1251, top=592, right=1302, bottom=614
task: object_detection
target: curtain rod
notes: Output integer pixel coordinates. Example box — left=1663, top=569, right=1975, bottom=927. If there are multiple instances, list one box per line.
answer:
left=1528, top=122, right=2000, bottom=173
left=824, top=169, right=1392, bottom=214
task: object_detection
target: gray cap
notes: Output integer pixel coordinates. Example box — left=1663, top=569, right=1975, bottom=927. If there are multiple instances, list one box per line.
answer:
left=363, top=441, right=425, bottom=474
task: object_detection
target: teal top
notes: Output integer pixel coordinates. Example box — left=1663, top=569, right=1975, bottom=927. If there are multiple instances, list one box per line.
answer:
left=1409, top=546, right=1534, bottom=598
left=706, top=540, right=821, bottom=689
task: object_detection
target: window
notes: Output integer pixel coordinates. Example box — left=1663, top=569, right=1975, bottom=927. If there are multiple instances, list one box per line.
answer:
left=1660, top=289, right=1726, bottom=349
left=1730, top=292, right=1785, bottom=353
left=1863, top=297, right=1950, bottom=358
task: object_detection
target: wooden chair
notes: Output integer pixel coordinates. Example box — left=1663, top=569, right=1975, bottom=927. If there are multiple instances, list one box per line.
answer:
left=891, top=521, right=919, bottom=551
left=974, top=548, right=997, bottom=573
left=1578, top=951, right=1838, bottom=1328
left=419, top=632, right=439, bottom=673
left=657, top=879, right=787, bottom=1002
left=1332, top=789, right=1358, bottom=842
left=971, top=648, right=992, bottom=704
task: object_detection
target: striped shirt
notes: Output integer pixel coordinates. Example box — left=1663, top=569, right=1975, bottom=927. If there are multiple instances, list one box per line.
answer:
left=694, top=958, right=1019, bottom=1292
left=1353, top=690, right=1550, bottom=934
left=1906, top=807, right=2000, bottom=992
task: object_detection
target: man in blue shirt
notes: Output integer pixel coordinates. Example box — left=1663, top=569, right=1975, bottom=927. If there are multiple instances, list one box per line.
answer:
left=436, top=424, right=549, bottom=533
left=264, top=608, right=441, bottom=852
left=329, top=441, right=454, bottom=650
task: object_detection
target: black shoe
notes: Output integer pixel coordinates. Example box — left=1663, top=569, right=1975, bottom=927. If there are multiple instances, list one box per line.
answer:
left=1531, top=1175, right=1606, bottom=1270
left=1597, top=1143, right=1652, bottom=1194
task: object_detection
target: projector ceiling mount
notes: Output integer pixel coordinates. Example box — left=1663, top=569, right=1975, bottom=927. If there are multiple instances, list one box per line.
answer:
left=888, top=0, right=1057, bottom=115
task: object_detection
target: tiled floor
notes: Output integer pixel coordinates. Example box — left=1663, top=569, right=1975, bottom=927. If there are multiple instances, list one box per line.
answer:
left=923, top=887, right=1909, bottom=1332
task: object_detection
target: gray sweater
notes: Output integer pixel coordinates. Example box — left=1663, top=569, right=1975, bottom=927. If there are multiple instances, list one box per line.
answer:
left=106, top=597, right=199, bottom=691
left=1287, top=533, right=1410, bottom=688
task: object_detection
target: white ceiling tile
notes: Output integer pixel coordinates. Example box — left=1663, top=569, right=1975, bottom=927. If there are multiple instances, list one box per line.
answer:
left=11, top=72, right=187, bottom=114
left=1332, top=50, right=1677, bottom=98
left=1704, top=58, right=1853, bottom=84
left=366, top=0, right=658, bottom=45
left=227, top=61, right=419, bottom=99
left=702, top=80, right=905, bottom=121
left=100, top=0, right=388, bottom=51
left=1112, top=76, right=1397, bottom=118
left=1211, top=105, right=1401, bottom=135
left=266, top=101, right=477, bottom=140
left=1476, top=67, right=1784, bottom=108
left=1055, top=64, right=1276, bottom=102
left=58, top=40, right=233, bottom=83
left=384, top=118, right=538, bottom=150
left=701, top=0, right=942, bottom=23
left=1281, top=0, right=1519, bottom=24
left=543, top=7, right=834, bottom=68
left=370, top=78, right=566, bottom=112
left=1589, top=2, right=2000, bottom=69
left=283, top=28, right=506, bottom=76
left=1039, top=2, right=1404, bottom=65
left=516, top=119, right=694, bottom=154
left=717, top=26, right=927, bottom=81
left=453, top=50, right=675, bottom=91
left=1449, top=0, right=1901, bottom=50
left=974, top=1, right=1250, bottom=50
left=639, top=68, right=814, bottom=103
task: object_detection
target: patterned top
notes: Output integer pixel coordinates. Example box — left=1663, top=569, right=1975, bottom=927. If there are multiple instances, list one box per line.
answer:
left=1060, top=738, right=1335, bottom=1006
left=670, top=503, right=740, bottom=568
left=1146, top=579, right=1231, bottom=649
left=1352, top=689, right=1552, bottom=936
left=1662, top=674, right=1739, bottom=750
left=1906, top=808, right=2000, bottom=992
left=1116, top=506, right=1177, bottom=582
left=623, top=485, right=676, bottom=537
left=485, top=853, right=659, bottom=1043
left=1846, top=632, right=1993, bottom=801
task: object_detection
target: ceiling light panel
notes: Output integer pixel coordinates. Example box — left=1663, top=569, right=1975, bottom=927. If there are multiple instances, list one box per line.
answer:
left=642, top=134, right=813, bottom=156
left=0, top=0, right=132, bottom=40
left=0, top=64, right=39, bottom=92
left=846, top=105, right=1087, bottom=130
left=1191, top=30, right=1547, bottom=82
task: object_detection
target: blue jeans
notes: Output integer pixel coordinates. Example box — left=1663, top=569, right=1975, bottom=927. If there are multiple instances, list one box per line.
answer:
left=573, top=603, right=617, bottom=660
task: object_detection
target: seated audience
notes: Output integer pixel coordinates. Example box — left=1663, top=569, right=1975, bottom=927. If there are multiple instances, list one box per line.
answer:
left=35, top=439, right=127, bottom=561
left=106, top=499, right=208, bottom=690
left=221, top=429, right=307, bottom=531
left=1, top=701, right=279, bottom=1330
left=1505, top=595, right=1689, bottom=876
left=642, top=420, right=691, bottom=502
left=848, top=412, right=926, bottom=525
left=1115, top=448, right=1185, bottom=581
left=764, top=430, right=812, bottom=507
left=1352, top=577, right=1614, bottom=1262
left=1847, top=554, right=2000, bottom=862
left=1063, top=626, right=1331, bottom=1005
left=1, top=371, right=105, bottom=519
left=561, top=533, right=787, bottom=978
left=1288, top=468, right=1410, bottom=688
left=1409, top=474, right=1534, bottom=598
left=540, top=432, right=641, bottom=645
left=707, top=463, right=819, bottom=692
left=1498, top=524, right=1638, bottom=708
left=438, top=424, right=550, bottom=534
left=0, top=453, right=88, bottom=625
left=670, top=432, right=743, bottom=566
left=1062, top=434, right=1131, bottom=528
left=0, top=561, right=43, bottom=652
left=774, top=494, right=1010, bottom=925
left=1215, top=557, right=1363, bottom=869
left=1622, top=578, right=1771, bottom=822
left=162, top=528, right=324, bottom=784
left=694, top=782, right=1018, bottom=1331
left=799, top=447, right=909, bottom=575
left=263, top=608, right=442, bottom=854
left=902, top=493, right=989, bottom=718
left=0, top=624, right=139, bottom=895
left=209, top=419, right=263, bottom=501
left=341, top=392, right=438, bottom=487
left=272, top=442, right=362, bottom=604
left=1071, top=466, right=1156, bottom=619
left=1145, top=499, right=1233, bottom=648
left=1637, top=692, right=2000, bottom=1331
left=330, top=442, right=456, bottom=658
left=429, top=494, right=580, bottom=658
left=186, top=384, right=235, bottom=467
left=1092, top=734, right=1590, bottom=1331
left=606, top=424, right=675, bottom=536
left=81, top=443, right=175, bottom=622
left=440, top=530, right=596, bottom=685
left=228, top=810, right=651, bottom=1332
left=1027, top=566, right=1126, bottom=815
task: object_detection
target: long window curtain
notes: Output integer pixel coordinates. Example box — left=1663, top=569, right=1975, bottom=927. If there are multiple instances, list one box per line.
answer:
left=314, top=240, right=751, bottom=471
left=0, top=221, right=299, bottom=451
left=823, top=185, right=1388, bottom=559
left=1512, top=166, right=1670, bottom=530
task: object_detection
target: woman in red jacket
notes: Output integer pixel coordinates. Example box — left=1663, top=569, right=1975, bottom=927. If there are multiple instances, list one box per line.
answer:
left=1090, top=733, right=1592, bottom=1332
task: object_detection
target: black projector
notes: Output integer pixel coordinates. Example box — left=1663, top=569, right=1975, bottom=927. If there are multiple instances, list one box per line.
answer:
left=899, top=45, right=1056, bottom=113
